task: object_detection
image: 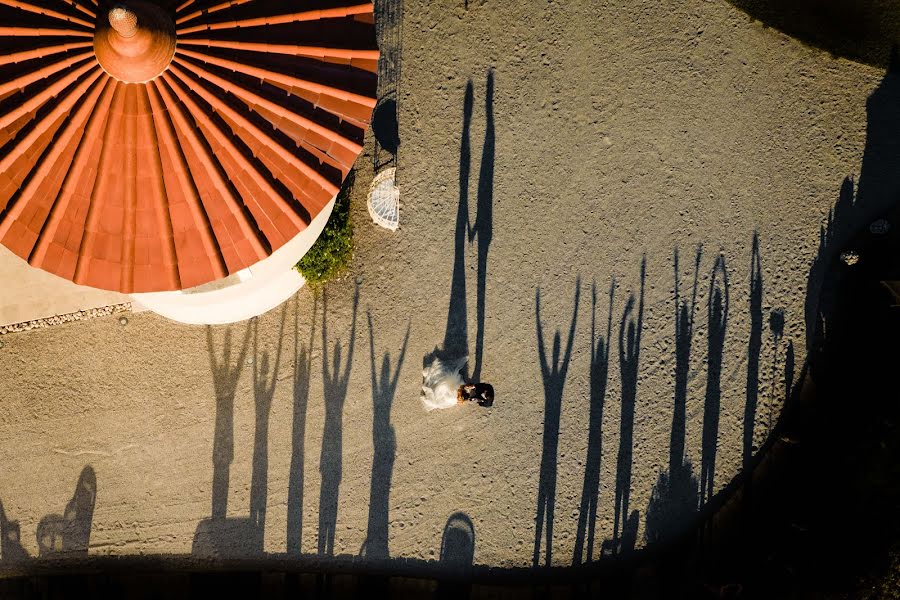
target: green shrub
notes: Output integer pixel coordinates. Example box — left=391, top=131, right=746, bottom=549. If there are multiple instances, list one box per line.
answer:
left=295, top=170, right=355, bottom=286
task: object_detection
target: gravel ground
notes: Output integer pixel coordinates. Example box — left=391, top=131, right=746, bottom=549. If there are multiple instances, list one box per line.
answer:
left=0, top=0, right=887, bottom=572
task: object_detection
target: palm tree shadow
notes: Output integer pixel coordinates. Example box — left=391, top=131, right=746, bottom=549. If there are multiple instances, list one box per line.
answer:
left=533, top=277, right=580, bottom=568
left=573, top=279, right=614, bottom=565
left=361, top=313, right=410, bottom=561
left=318, top=284, right=360, bottom=556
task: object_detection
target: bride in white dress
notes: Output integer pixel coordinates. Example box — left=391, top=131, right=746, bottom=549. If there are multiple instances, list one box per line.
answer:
left=420, top=355, right=467, bottom=411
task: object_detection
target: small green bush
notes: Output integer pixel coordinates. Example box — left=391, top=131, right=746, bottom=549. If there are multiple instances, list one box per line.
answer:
left=295, top=170, right=355, bottom=286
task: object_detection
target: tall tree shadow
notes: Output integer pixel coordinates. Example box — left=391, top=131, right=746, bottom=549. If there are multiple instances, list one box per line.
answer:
left=469, top=69, right=494, bottom=383
left=646, top=248, right=701, bottom=546
left=318, top=285, right=360, bottom=556
left=572, top=279, right=614, bottom=565
left=744, top=234, right=764, bottom=469
left=610, top=257, right=646, bottom=557
left=287, top=294, right=317, bottom=556
left=700, top=255, right=730, bottom=506
left=249, top=311, right=286, bottom=555
left=362, top=313, right=410, bottom=560
left=533, top=278, right=580, bottom=568
left=35, top=466, right=96, bottom=556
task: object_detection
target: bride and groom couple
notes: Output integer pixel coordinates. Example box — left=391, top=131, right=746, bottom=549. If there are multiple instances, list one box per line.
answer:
left=421, top=355, right=494, bottom=411
left=420, top=72, right=496, bottom=413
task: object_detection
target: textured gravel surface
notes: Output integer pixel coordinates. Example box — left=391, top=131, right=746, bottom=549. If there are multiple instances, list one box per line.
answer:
left=0, top=0, right=886, bottom=572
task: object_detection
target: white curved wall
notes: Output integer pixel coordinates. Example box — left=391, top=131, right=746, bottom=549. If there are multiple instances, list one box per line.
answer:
left=131, top=198, right=335, bottom=325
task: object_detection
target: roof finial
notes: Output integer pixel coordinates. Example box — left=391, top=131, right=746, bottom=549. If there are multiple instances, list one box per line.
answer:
left=108, top=5, right=138, bottom=38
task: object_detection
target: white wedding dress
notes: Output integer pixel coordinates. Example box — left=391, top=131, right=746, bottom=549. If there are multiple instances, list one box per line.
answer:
left=421, top=355, right=467, bottom=411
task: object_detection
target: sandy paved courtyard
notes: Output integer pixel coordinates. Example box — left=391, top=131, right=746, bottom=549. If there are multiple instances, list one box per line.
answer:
left=0, top=0, right=891, bottom=573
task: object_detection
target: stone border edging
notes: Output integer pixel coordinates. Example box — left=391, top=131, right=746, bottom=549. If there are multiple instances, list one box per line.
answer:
left=0, top=303, right=132, bottom=335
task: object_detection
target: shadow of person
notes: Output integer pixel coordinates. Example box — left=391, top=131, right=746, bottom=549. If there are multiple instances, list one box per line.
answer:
left=646, top=248, right=701, bottom=547
left=0, top=500, right=28, bottom=564
left=205, top=323, right=252, bottom=521
left=744, top=234, right=764, bottom=468
left=249, top=311, right=286, bottom=555
left=700, top=255, right=730, bottom=507
left=436, top=512, right=476, bottom=599
left=441, top=512, right=476, bottom=568
left=361, top=313, right=410, bottom=561
left=287, top=294, right=317, bottom=556
left=573, top=279, right=614, bottom=565
left=469, top=69, right=494, bottom=383
left=612, top=257, right=645, bottom=557
left=435, top=81, right=475, bottom=370
left=318, top=284, right=360, bottom=556
left=533, top=278, right=580, bottom=568
left=193, top=322, right=254, bottom=559
left=36, top=465, right=96, bottom=556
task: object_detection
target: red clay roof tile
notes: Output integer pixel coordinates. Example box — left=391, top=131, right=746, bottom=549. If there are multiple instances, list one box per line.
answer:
left=0, top=0, right=376, bottom=292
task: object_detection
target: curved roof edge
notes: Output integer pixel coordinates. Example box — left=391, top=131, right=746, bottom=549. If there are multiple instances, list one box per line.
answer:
left=130, top=196, right=335, bottom=325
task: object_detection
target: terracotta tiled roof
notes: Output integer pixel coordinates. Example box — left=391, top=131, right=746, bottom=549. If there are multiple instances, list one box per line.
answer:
left=0, top=0, right=377, bottom=293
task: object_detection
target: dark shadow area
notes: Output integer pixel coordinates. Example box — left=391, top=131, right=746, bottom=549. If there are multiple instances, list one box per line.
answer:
left=318, top=285, right=359, bottom=556
left=249, top=311, right=286, bottom=555
left=361, top=313, right=410, bottom=561
left=533, top=278, right=580, bottom=568
left=607, top=258, right=645, bottom=558
left=572, top=280, right=613, bottom=566
left=700, top=255, right=729, bottom=507
left=726, top=0, right=899, bottom=67
left=373, top=0, right=404, bottom=172
left=806, top=48, right=900, bottom=363
left=645, top=248, right=701, bottom=547
left=287, top=294, right=316, bottom=556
